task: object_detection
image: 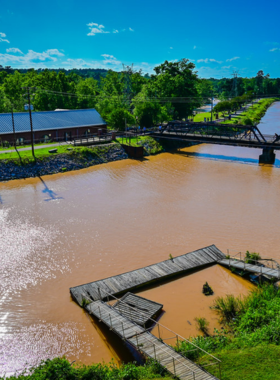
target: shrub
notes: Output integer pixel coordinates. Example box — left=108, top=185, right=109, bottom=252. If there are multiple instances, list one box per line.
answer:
left=195, top=317, right=210, bottom=336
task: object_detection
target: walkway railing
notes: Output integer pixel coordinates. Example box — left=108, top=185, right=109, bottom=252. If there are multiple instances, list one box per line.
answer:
left=87, top=289, right=222, bottom=378
left=94, top=301, right=199, bottom=379
left=224, top=249, right=280, bottom=278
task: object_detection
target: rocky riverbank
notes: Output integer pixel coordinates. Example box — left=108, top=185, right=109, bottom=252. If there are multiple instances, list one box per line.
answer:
left=0, top=138, right=197, bottom=182
left=0, top=144, right=128, bottom=181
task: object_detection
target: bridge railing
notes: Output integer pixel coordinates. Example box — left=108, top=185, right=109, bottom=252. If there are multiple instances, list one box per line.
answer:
left=96, top=289, right=222, bottom=378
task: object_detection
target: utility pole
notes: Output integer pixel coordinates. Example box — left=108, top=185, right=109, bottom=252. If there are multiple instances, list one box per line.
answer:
left=22, top=87, right=36, bottom=160
left=210, top=92, right=214, bottom=122
left=231, top=71, right=239, bottom=98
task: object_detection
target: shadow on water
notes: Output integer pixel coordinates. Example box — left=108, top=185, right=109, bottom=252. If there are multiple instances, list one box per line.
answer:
left=86, top=312, right=143, bottom=364
left=174, top=150, right=280, bottom=167
left=38, top=176, right=64, bottom=201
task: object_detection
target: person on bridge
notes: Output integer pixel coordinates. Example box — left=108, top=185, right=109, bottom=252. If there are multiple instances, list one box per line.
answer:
left=274, top=133, right=280, bottom=142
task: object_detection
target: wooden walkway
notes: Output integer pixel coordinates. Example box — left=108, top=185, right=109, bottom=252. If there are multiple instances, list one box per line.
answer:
left=219, top=259, right=280, bottom=279
left=70, top=244, right=225, bottom=306
left=87, top=301, right=218, bottom=380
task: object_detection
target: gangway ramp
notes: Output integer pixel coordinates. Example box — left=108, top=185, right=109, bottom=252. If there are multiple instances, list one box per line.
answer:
left=87, top=301, right=219, bottom=380
left=219, top=258, right=280, bottom=280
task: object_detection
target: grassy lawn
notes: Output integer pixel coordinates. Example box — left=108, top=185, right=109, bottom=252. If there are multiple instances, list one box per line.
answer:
left=116, top=135, right=150, bottom=147
left=0, top=145, right=72, bottom=160
left=201, top=345, right=280, bottom=380
left=192, top=111, right=223, bottom=122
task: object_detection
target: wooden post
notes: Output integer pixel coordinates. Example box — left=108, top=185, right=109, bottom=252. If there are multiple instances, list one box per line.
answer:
left=98, top=306, right=102, bottom=321
left=122, top=322, right=125, bottom=338
left=109, top=313, right=113, bottom=329
left=136, top=333, right=139, bottom=348
left=173, top=358, right=176, bottom=375
left=153, top=344, right=156, bottom=359
left=158, top=323, right=161, bottom=339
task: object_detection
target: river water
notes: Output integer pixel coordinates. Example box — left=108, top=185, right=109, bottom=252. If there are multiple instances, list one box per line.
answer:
left=1, top=102, right=280, bottom=374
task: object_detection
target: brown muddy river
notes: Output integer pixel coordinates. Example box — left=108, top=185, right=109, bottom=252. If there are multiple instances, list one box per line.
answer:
left=0, top=102, right=280, bottom=374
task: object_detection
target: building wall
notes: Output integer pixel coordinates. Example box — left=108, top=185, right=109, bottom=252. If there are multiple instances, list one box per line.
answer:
left=0, top=124, right=107, bottom=145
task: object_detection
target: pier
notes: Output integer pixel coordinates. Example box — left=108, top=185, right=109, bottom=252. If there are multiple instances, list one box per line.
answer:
left=70, top=244, right=225, bottom=306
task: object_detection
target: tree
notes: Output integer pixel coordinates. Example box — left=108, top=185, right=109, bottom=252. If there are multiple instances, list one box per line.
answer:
left=147, top=59, right=200, bottom=119
left=106, top=108, right=135, bottom=130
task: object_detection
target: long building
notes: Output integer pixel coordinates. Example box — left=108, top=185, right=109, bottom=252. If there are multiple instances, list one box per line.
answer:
left=0, top=108, right=107, bottom=145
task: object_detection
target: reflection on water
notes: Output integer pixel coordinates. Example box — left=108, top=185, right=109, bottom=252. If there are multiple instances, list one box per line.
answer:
left=0, top=102, right=280, bottom=374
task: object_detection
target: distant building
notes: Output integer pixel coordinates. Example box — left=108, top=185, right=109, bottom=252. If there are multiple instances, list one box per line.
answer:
left=0, top=108, right=107, bottom=145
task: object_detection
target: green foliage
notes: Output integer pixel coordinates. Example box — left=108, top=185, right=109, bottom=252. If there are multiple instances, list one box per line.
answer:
left=0, top=357, right=170, bottom=380
left=81, top=298, right=91, bottom=308
left=169, top=254, right=173, bottom=260
left=245, top=250, right=261, bottom=264
left=195, top=317, right=210, bottom=336
left=106, top=108, right=135, bottom=130
left=212, top=294, right=245, bottom=323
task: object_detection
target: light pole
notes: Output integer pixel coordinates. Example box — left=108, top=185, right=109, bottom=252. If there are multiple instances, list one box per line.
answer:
left=22, top=87, right=36, bottom=160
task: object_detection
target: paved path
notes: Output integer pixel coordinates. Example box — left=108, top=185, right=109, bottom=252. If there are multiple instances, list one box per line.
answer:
left=0, top=141, right=69, bottom=154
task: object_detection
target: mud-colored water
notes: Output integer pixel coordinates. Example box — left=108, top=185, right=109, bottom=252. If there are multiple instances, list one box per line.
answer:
left=0, top=102, right=280, bottom=374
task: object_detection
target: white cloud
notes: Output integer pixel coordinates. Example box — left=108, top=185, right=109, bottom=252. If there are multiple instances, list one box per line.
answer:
left=0, top=32, right=9, bottom=43
left=270, top=48, right=280, bottom=52
left=226, top=56, right=240, bottom=62
left=45, top=49, right=64, bottom=57
left=6, top=48, right=23, bottom=54
left=113, top=30, right=119, bottom=33
left=101, top=53, right=121, bottom=65
left=129, top=27, right=134, bottom=32
left=197, top=58, right=222, bottom=64
left=0, top=49, right=65, bottom=67
left=193, top=45, right=196, bottom=49
left=209, top=58, right=222, bottom=63
left=63, top=58, right=93, bottom=67
left=170, top=47, right=173, bottom=49
left=222, top=65, right=231, bottom=69
left=87, top=23, right=109, bottom=36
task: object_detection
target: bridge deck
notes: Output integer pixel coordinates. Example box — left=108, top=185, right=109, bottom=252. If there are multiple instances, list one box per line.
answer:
left=88, top=301, right=218, bottom=380
left=152, top=131, right=280, bottom=150
left=70, top=245, right=225, bottom=306
left=219, top=259, right=280, bottom=279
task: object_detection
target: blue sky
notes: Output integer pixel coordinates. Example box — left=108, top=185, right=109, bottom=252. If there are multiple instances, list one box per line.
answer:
left=0, top=0, right=279, bottom=78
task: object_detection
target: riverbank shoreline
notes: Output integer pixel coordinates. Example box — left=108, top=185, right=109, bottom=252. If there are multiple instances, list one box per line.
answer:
left=0, top=138, right=196, bottom=182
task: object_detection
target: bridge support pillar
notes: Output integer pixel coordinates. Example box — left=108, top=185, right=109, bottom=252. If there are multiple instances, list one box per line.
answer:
left=259, top=148, right=275, bottom=164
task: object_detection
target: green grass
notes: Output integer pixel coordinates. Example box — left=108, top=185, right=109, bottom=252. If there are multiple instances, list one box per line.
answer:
left=0, top=145, right=71, bottom=161
left=201, top=345, right=280, bottom=380
left=192, top=111, right=224, bottom=122
left=223, top=98, right=277, bottom=125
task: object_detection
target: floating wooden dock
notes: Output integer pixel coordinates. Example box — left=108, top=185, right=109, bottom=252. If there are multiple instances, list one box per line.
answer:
left=70, top=244, right=225, bottom=306
left=87, top=301, right=219, bottom=380
left=219, top=258, right=280, bottom=279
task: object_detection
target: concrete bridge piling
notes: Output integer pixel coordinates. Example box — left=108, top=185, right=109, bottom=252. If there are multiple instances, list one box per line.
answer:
left=259, top=148, right=276, bottom=164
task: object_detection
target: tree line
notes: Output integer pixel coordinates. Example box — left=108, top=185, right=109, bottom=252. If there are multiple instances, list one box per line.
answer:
left=0, top=61, right=279, bottom=130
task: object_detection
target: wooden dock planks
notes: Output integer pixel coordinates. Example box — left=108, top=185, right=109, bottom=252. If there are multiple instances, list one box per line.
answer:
left=128, top=331, right=218, bottom=380
left=87, top=300, right=218, bottom=380
left=70, top=244, right=225, bottom=306
left=218, top=259, right=280, bottom=279
left=112, top=292, right=163, bottom=326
